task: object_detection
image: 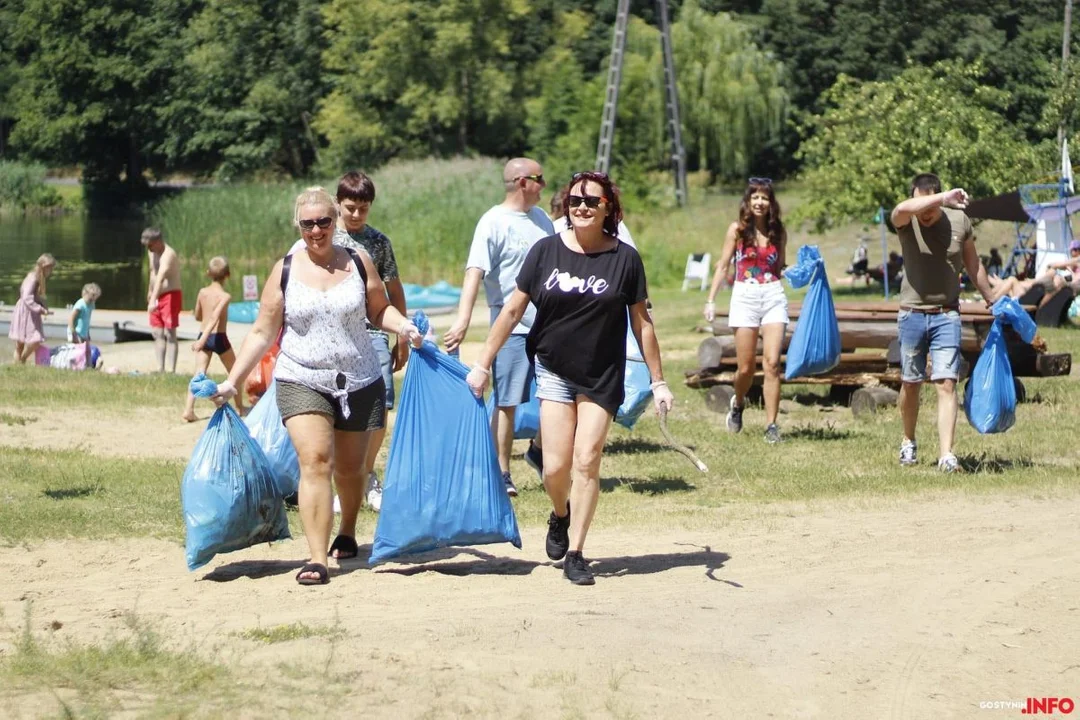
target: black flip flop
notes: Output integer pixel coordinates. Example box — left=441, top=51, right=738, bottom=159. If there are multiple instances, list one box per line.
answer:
left=328, top=535, right=359, bottom=560
left=296, top=562, right=329, bottom=586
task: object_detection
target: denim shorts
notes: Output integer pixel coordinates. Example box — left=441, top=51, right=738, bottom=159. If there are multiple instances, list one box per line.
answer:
left=492, top=334, right=534, bottom=408
left=534, top=357, right=577, bottom=404
left=370, top=332, right=395, bottom=410
left=897, top=309, right=961, bottom=382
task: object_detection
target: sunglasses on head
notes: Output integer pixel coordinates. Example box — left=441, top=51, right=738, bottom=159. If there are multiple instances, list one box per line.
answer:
left=748, top=177, right=773, bottom=186
left=298, top=216, right=334, bottom=231
left=567, top=194, right=606, bottom=209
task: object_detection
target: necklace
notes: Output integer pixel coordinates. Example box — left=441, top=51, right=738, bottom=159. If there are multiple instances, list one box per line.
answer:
left=306, top=249, right=335, bottom=271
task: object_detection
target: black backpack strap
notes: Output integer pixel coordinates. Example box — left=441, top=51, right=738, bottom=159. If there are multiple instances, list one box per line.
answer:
left=344, top=248, right=369, bottom=287
left=280, top=253, right=293, bottom=295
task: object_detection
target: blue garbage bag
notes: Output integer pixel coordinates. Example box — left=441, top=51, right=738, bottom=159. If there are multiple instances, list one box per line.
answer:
left=485, top=378, right=541, bottom=439
left=784, top=245, right=841, bottom=379
left=243, top=379, right=300, bottom=498
left=370, top=314, right=522, bottom=565
left=181, top=404, right=291, bottom=570
left=615, top=358, right=653, bottom=429
left=963, top=297, right=1038, bottom=434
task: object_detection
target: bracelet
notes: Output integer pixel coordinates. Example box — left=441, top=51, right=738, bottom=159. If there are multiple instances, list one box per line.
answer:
left=473, top=365, right=491, bottom=376
left=650, top=380, right=668, bottom=390
left=705, top=300, right=715, bottom=305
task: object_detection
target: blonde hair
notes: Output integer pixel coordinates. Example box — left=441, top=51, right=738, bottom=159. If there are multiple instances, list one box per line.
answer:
left=293, top=186, right=337, bottom=228
left=82, top=283, right=102, bottom=302
left=34, top=253, right=56, bottom=297
left=207, top=256, right=230, bottom=281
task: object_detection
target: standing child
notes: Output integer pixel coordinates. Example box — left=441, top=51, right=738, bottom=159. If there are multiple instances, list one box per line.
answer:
left=9, top=254, right=56, bottom=364
left=68, top=283, right=101, bottom=343
left=182, top=257, right=244, bottom=422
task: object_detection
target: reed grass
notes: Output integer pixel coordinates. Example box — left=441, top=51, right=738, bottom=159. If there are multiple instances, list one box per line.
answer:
left=151, top=157, right=1026, bottom=295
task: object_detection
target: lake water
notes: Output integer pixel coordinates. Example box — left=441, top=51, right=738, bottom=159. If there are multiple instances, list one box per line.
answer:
left=0, top=213, right=147, bottom=311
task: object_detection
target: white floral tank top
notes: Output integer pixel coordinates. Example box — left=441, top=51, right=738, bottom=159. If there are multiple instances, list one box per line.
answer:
left=274, top=264, right=381, bottom=418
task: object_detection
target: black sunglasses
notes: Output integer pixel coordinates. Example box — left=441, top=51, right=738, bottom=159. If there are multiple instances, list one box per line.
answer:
left=748, top=177, right=773, bottom=185
left=298, top=216, right=334, bottom=231
left=567, top=194, right=605, bottom=209
left=517, top=174, right=545, bottom=184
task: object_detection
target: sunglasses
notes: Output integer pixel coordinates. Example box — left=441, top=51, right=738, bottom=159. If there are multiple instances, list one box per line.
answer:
left=748, top=177, right=773, bottom=185
left=567, top=194, right=606, bottom=209
left=298, top=216, right=334, bottom=231
left=517, top=174, right=545, bottom=184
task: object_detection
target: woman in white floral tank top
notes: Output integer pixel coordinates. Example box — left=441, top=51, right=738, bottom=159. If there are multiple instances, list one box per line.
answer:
left=213, top=187, right=423, bottom=586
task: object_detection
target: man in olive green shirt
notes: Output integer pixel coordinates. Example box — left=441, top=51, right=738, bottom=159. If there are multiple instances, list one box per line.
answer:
left=891, top=173, right=994, bottom=473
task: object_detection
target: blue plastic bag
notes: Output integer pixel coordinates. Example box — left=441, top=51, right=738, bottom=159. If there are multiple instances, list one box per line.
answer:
left=485, top=378, right=541, bottom=439
left=371, top=313, right=522, bottom=565
left=615, top=358, right=653, bottom=429
left=964, top=297, right=1038, bottom=434
left=243, top=379, right=300, bottom=498
left=181, top=404, right=291, bottom=570
left=784, top=245, right=841, bottom=379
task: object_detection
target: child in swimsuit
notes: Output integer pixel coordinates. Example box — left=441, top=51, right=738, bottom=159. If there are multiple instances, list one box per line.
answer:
left=183, top=256, right=245, bottom=422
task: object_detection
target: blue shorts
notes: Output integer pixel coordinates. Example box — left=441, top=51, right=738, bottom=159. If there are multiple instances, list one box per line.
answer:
left=370, top=332, right=395, bottom=410
left=897, top=309, right=961, bottom=382
left=492, top=334, right=534, bottom=408
left=535, top=357, right=577, bottom=404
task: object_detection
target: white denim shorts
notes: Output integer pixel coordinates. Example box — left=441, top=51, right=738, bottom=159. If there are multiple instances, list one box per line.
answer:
left=728, top=281, right=789, bottom=328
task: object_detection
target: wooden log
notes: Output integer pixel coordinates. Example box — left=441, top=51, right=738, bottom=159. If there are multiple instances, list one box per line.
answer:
left=704, top=385, right=734, bottom=414
left=705, top=318, right=985, bottom=353
left=850, top=387, right=900, bottom=417
left=685, top=366, right=902, bottom=389
left=706, top=300, right=1034, bottom=319
left=697, top=336, right=746, bottom=369
left=699, top=351, right=889, bottom=371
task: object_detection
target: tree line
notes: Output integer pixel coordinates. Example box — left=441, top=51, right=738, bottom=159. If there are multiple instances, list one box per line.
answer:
left=0, top=0, right=1073, bottom=221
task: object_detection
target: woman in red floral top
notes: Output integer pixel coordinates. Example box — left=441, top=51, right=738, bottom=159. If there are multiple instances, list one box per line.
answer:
left=703, top=179, right=788, bottom=444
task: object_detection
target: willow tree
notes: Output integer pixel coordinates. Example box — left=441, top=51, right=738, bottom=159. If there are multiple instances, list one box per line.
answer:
left=672, top=0, right=788, bottom=180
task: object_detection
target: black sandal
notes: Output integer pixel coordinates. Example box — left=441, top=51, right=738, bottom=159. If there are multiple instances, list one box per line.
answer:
left=296, top=562, right=329, bottom=586
left=328, top=535, right=359, bottom=560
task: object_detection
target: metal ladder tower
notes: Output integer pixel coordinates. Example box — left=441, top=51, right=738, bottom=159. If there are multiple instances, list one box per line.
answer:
left=594, top=0, right=689, bottom=206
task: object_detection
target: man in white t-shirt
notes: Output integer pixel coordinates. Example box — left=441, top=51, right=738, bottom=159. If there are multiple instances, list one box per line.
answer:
left=444, top=158, right=555, bottom=497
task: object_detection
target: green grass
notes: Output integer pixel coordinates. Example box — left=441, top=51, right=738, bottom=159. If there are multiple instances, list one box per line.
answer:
left=0, top=447, right=187, bottom=542
left=2, top=287, right=1077, bottom=545
left=0, top=366, right=191, bottom=409
left=1, top=606, right=235, bottom=718
left=0, top=412, right=34, bottom=426
left=235, top=621, right=344, bottom=644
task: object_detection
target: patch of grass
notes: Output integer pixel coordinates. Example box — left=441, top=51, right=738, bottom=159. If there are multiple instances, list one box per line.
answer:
left=235, top=622, right=344, bottom=644
left=0, top=412, right=34, bottom=426
left=0, top=446, right=186, bottom=542
left=1, top=606, right=235, bottom=717
left=0, top=365, right=190, bottom=409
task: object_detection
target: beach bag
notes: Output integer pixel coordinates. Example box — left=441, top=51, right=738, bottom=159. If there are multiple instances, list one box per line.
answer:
left=485, top=378, right=540, bottom=439
left=963, top=297, right=1038, bottom=434
left=243, top=379, right=300, bottom=498
left=182, top=382, right=290, bottom=570
left=784, top=245, right=841, bottom=379
left=371, top=312, right=521, bottom=565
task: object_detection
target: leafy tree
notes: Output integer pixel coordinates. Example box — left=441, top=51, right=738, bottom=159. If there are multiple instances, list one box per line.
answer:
left=160, top=0, right=325, bottom=180
left=794, top=61, right=1042, bottom=229
left=7, top=0, right=194, bottom=185
left=317, top=0, right=539, bottom=170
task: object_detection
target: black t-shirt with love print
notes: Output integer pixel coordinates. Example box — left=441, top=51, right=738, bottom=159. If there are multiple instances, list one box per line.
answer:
left=517, top=234, right=648, bottom=415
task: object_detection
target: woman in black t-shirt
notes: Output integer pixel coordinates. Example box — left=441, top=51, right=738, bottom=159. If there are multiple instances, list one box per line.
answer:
left=466, top=172, right=674, bottom=586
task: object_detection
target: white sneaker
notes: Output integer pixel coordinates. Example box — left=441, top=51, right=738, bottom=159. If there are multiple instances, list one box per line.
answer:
left=365, top=472, right=383, bottom=512
left=332, top=495, right=341, bottom=514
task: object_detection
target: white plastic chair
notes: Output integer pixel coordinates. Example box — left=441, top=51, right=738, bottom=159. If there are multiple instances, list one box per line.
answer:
left=681, top=252, right=712, bottom=291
